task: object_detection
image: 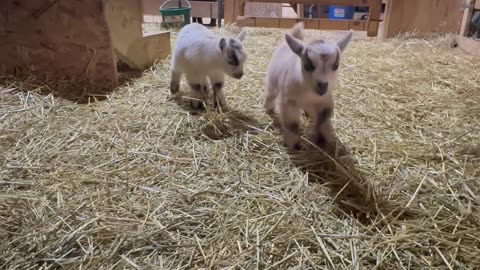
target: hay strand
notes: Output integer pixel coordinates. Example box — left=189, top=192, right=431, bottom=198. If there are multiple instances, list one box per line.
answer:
left=1, top=24, right=480, bottom=269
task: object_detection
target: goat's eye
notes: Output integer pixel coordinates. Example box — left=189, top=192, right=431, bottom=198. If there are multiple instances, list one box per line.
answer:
left=228, top=51, right=240, bottom=66
left=332, top=63, right=339, bottom=71
left=303, top=58, right=315, bottom=72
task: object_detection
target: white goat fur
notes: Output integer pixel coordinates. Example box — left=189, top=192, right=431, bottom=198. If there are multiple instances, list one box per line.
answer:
left=264, top=22, right=353, bottom=150
left=170, top=23, right=248, bottom=109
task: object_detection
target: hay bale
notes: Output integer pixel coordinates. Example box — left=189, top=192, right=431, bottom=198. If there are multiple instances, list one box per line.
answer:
left=1, top=24, right=479, bottom=269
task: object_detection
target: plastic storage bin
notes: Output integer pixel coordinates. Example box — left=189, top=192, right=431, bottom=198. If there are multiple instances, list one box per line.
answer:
left=328, top=5, right=355, bottom=20
left=160, top=0, right=191, bottom=28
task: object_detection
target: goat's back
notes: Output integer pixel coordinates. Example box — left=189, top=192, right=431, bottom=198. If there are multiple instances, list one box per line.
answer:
left=266, top=41, right=301, bottom=90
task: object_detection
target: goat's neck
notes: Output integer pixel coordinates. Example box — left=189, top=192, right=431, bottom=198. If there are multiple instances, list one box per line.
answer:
left=204, top=37, right=225, bottom=66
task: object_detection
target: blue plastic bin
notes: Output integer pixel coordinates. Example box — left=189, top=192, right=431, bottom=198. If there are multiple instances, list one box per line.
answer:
left=328, top=6, right=355, bottom=20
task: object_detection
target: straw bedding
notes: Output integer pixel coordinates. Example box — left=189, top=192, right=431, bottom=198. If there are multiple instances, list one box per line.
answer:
left=1, top=24, right=480, bottom=269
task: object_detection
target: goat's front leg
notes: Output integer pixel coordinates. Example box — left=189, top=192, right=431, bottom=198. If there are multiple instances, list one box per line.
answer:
left=170, top=70, right=182, bottom=94
left=312, top=108, right=334, bottom=148
left=186, top=75, right=209, bottom=110
left=209, top=73, right=226, bottom=110
left=279, top=101, right=302, bottom=150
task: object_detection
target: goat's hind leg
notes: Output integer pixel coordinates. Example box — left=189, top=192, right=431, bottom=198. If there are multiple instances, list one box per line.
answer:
left=263, top=82, right=277, bottom=116
left=279, top=101, right=302, bottom=150
left=264, top=91, right=277, bottom=117
left=186, top=74, right=209, bottom=110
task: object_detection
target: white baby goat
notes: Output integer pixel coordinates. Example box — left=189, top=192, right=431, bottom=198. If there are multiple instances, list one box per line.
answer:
left=170, top=23, right=248, bottom=110
left=264, top=22, right=353, bottom=151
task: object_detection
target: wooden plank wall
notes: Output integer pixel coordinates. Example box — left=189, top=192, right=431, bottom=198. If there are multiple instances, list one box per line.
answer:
left=245, top=3, right=282, bottom=17
left=225, top=0, right=282, bottom=24
left=0, top=0, right=119, bottom=89
left=143, top=0, right=221, bottom=18
left=237, top=17, right=368, bottom=30
left=143, top=0, right=281, bottom=19
left=232, top=0, right=381, bottom=37
left=383, top=0, right=464, bottom=38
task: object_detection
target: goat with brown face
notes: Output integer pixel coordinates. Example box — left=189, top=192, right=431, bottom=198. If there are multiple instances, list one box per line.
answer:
left=264, top=22, right=353, bottom=150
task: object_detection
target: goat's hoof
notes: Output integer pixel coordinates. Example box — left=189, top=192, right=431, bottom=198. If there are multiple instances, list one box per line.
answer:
left=292, top=142, right=302, bottom=151
left=336, top=145, right=351, bottom=157
left=314, top=134, right=327, bottom=148
left=265, top=108, right=275, bottom=116
left=190, top=100, right=205, bottom=110
left=170, top=83, right=180, bottom=94
left=283, top=141, right=302, bottom=151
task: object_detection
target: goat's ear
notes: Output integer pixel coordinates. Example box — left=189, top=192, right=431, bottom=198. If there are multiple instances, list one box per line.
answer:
left=337, top=30, right=353, bottom=52
left=235, top=30, right=247, bottom=42
left=285, top=34, right=304, bottom=56
left=219, top=38, right=227, bottom=53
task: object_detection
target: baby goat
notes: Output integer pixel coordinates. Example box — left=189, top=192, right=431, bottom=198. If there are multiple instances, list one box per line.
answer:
left=170, top=23, right=248, bottom=110
left=264, top=22, right=353, bottom=150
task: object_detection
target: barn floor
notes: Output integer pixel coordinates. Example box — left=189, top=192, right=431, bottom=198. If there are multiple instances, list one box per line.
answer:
left=1, top=24, right=480, bottom=269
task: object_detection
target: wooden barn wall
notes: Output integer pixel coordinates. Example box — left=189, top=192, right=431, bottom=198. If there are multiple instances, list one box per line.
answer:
left=142, top=0, right=282, bottom=18
left=0, top=0, right=118, bottom=88
left=384, top=0, right=464, bottom=38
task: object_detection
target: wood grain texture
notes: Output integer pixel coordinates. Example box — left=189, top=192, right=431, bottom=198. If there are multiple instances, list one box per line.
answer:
left=245, top=3, right=282, bottom=17
left=105, top=0, right=171, bottom=70
left=0, top=0, right=118, bottom=88
left=224, top=0, right=236, bottom=24
left=236, top=16, right=367, bottom=31
left=459, top=0, right=475, bottom=36
left=383, top=0, right=464, bottom=38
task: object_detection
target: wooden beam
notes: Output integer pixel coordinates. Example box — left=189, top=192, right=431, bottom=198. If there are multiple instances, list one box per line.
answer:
left=321, top=19, right=350, bottom=30
left=297, top=4, right=304, bottom=18
left=459, top=0, right=476, bottom=36
left=224, top=0, right=236, bottom=24
left=256, top=17, right=280, bottom=27
left=349, top=20, right=366, bottom=31
left=237, top=16, right=256, bottom=26
left=237, top=0, right=245, bottom=16
left=237, top=16, right=367, bottom=31
left=367, top=0, right=381, bottom=36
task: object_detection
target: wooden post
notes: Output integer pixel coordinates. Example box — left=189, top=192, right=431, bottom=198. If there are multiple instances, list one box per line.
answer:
left=297, top=4, right=305, bottom=18
left=237, top=0, right=245, bottom=16
left=224, top=0, right=236, bottom=24
left=367, top=0, right=381, bottom=37
left=459, top=0, right=476, bottom=36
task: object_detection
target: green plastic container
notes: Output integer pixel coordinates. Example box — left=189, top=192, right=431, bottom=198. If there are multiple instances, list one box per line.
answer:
left=159, top=0, right=191, bottom=28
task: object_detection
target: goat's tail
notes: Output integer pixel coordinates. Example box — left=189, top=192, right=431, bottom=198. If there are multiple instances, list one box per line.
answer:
left=290, top=22, right=304, bottom=40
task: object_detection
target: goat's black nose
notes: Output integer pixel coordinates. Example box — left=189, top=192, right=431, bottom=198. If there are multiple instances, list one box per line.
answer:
left=234, top=72, right=244, bottom=79
left=315, top=82, right=329, bottom=95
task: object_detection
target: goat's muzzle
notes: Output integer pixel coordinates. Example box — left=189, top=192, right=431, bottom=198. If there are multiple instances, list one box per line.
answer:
left=315, top=82, right=328, bottom=96
left=233, top=72, right=244, bottom=79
